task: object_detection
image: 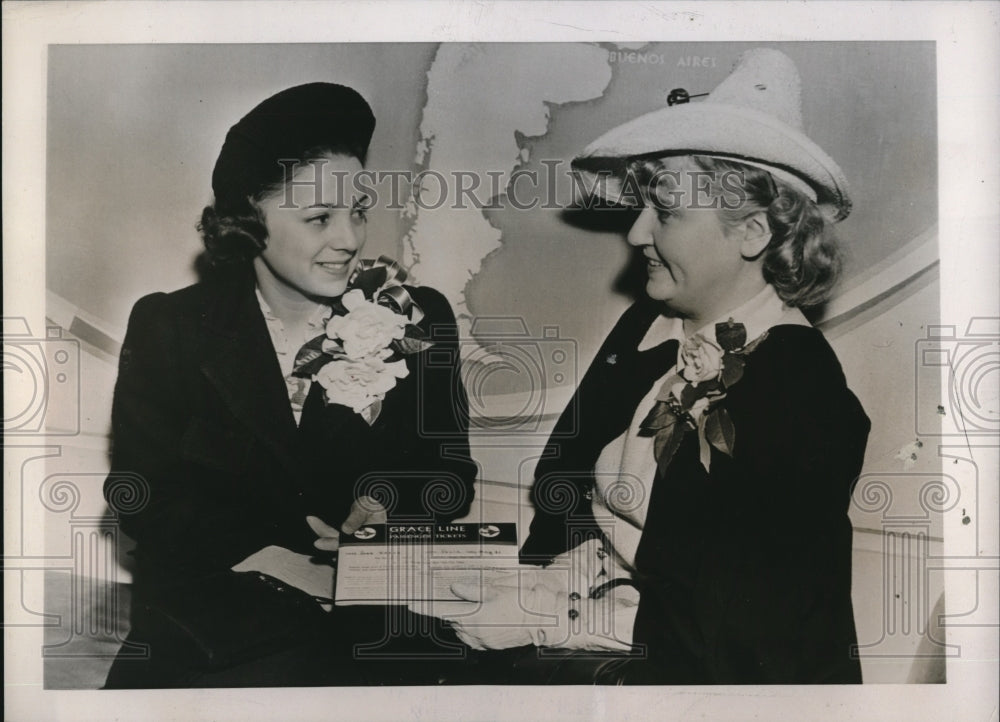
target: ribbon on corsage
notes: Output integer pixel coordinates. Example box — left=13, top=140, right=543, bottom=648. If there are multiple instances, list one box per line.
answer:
left=637, top=320, right=767, bottom=473
left=291, top=256, right=434, bottom=424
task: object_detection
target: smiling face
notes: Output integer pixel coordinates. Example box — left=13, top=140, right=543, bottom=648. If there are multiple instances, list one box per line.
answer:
left=627, top=157, right=760, bottom=324
left=253, top=153, right=368, bottom=303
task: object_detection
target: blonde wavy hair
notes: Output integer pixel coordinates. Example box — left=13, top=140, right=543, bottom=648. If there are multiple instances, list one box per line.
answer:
left=627, top=154, right=843, bottom=308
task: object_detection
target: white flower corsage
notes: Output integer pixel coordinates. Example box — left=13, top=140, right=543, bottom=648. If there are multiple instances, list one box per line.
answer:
left=639, top=319, right=768, bottom=472
left=292, top=257, right=433, bottom=424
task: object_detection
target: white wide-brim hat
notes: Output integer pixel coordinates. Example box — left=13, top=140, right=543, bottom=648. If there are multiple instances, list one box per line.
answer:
left=573, top=48, right=851, bottom=221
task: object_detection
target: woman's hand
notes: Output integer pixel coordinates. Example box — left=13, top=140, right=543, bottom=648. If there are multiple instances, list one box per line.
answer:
left=446, top=576, right=636, bottom=653
left=305, top=495, right=387, bottom=552
left=446, top=582, right=547, bottom=650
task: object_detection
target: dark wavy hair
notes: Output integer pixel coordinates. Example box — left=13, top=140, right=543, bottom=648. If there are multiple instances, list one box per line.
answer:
left=198, top=140, right=366, bottom=267
left=627, top=154, right=843, bottom=308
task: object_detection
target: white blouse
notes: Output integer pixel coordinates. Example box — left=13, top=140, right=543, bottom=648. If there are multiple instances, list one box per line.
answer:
left=255, top=288, right=332, bottom=426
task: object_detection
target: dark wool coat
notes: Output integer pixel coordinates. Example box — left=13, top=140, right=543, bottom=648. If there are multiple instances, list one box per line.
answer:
left=105, top=264, right=477, bottom=579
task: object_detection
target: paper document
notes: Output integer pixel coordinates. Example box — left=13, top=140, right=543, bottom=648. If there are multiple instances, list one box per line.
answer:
left=335, top=522, right=520, bottom=605
left=232, top=545, right=335, bottom=600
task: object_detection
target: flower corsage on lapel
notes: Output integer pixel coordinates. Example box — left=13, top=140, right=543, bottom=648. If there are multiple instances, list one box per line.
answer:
left=292, top=256, right=434, bottom=424
left=638, top=320, right=767, bottom=473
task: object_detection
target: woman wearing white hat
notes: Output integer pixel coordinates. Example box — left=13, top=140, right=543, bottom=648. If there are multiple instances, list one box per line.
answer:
left=445, top=49, right=870, bottom=684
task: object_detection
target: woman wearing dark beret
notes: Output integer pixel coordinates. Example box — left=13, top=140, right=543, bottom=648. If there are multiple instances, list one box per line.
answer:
left=444, top=49, right=870, bottom=685
left=102, top=83, right=477, bottom=687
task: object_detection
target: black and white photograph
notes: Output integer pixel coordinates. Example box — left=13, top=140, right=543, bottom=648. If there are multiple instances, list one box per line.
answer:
left=4, top=2, right=998, bottom=720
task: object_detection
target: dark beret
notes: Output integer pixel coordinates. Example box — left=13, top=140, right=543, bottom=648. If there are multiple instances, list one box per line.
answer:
left=211, top=82, right=375, bottom=208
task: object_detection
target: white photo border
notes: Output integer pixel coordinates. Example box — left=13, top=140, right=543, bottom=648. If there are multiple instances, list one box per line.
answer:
left=4, top=2, right=998, bottom=721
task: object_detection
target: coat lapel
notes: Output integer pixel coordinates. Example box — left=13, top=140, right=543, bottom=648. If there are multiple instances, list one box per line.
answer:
left=589, top=311, right=681, bottom=458
left=197, top=267, right=302, bottom=477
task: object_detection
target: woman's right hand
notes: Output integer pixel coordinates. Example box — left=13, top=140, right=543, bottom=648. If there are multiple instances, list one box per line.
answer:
left=306, top=495, right=387, bottom=551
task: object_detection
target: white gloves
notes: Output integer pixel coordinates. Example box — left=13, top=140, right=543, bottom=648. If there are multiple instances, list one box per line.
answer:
left=443, top=540, right=640, bottom=652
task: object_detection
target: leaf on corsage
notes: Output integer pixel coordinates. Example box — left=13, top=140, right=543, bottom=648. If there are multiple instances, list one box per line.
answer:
left=359, top=398, right=383, bottom=426
left=720, top=353, right=746, bottom=388
left=704, top=408, right=736, bottom=457
left=292, top=335, right=336, bottom=378
left=393, top=336, right=435, bottom=355
left=638, top=401, right=678, bottom=436
left=390, top=322, right=434, bottom=355
left=678, top=382, right=701, bottom=408
left=680, top=378, right=722, bottom=407
left=715, top=319, right=747, bottom=352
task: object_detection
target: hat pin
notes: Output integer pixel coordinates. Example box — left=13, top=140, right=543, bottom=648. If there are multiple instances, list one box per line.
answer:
left=666, top=88, right=709, bottom=106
